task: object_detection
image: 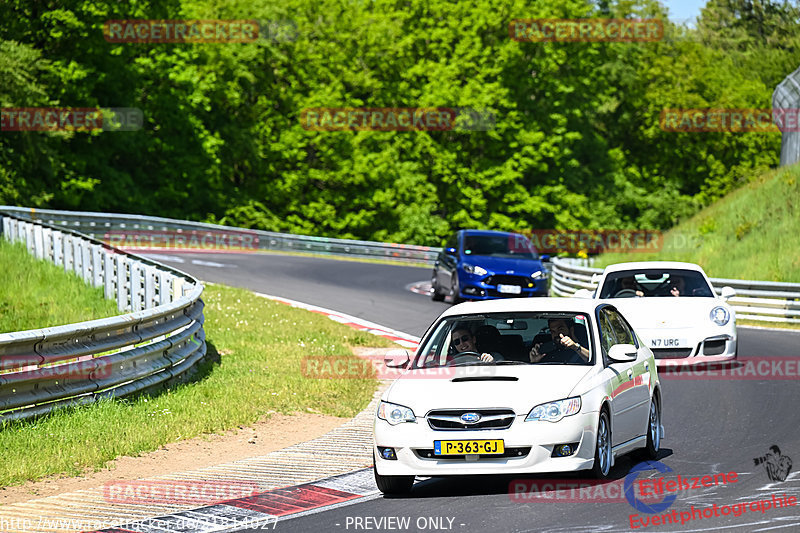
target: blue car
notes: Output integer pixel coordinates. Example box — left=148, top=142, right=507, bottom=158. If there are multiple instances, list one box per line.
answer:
left=431, top=230, right=549, bottom=303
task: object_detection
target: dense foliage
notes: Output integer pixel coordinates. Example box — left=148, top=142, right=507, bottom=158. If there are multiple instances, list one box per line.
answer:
left=1, top=0, right=797, bottom=245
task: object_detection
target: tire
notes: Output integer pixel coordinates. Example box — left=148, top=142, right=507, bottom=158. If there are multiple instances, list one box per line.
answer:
left=373, top=459, right=414, bottom=495
left=590, top=409, right=612, bottom=479
left=431, top=273, right=445, bottom=301
left=641, top=396, right=661, bottom=460
left=450, top=275, right=462, bottom=304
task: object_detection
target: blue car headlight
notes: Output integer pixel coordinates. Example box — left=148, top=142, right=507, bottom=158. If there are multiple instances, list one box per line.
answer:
left=525, top=397, right=581, bottom=422
left=463, top=264, right=488, bottom=276
left=531, top=270, right=547, bottom=279
left=378, top=401, right=416, bottom=425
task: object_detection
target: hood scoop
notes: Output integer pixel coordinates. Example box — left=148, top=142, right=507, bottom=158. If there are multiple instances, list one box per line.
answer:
left=451, top=376, right=519, bottom=382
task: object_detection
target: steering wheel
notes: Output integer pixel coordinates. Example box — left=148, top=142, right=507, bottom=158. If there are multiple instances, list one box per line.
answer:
left=449, top=351, right=483, bottom=364
left=613, top=289, right=638, bottom=298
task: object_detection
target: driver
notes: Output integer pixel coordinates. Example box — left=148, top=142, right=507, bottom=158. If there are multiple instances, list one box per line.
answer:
left=616, top=277, right=644, bottom=297
left=529, top=318, right=590, bottom=363
left=450, top=326, right=498, bottom=363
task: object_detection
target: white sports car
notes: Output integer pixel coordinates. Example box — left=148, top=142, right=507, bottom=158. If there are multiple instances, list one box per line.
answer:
left=373, top=298, right=663, bottom=495
left=576, top=261, right=737, bottom=365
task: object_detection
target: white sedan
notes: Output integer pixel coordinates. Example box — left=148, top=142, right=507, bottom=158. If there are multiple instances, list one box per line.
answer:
left=373, top=298, right=663, bottom=495
left=576, top=261, right=737, bottom=365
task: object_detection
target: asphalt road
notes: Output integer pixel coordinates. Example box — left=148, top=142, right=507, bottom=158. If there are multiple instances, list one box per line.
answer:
left=146, top=251, right=800, bottom=533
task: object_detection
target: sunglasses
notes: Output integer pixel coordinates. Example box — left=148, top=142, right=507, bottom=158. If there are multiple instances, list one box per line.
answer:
left=452, top=334, right=471, bottom=346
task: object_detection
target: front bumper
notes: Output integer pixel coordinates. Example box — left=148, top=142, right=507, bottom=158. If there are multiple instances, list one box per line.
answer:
left=374, top=411, right=597, bottom=477
left=639, top=328, right=737, bottom=366
left=458, top=274, right=548, bottom=300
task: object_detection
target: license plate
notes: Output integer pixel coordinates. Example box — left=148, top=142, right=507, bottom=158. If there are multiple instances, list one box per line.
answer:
left=434, top=440, right=504, bottom=456
left=650, top=338, right=687, bottom=348
left=497, top=284, right=522, bottom=294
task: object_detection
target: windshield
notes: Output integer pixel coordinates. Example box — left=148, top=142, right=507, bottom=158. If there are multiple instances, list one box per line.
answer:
left=599, top=269, right=714, bottom=298
left=413, top=312, right=593, bottom=368
left=463, top=234, right=539, bottom=260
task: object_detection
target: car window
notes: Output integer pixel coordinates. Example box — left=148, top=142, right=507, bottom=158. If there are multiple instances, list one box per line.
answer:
left=597, top=310, right=616, bottom=354
left=463, top=234, right=537, bottom=259
left=413, top=312, right=593, bottom=367
left=599, top=269, right=714, bottom=298
left=604, top=308, right=636, bottom=346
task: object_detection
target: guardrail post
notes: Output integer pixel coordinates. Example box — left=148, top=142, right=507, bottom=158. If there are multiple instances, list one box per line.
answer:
left=81, top=240, right=92, bottom=282
left=116, top=254, right=128, bottom=311
left=144, top=266, right=156, bottom=309
left=33, top=225, right=44, bottom=259
left=131, top=261, right=143, bottom=312
left=92, top=244, right=103, bottom=288
left=158, top=270, right=171, bottom=305
left=104, top=251, right=115, bottom=300
left=42, top=227, right=53, bottom=261
left=24, top=222, right=34, bottom=254
left=63, top=235, right=73, bottom=273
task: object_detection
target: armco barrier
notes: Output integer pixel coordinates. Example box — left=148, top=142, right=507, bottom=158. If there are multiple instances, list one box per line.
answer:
left=551, top=257, right=800, bottom=324
left=0, top=213, right=207, bottom=423
left=0, top=206, right=439, bottom=264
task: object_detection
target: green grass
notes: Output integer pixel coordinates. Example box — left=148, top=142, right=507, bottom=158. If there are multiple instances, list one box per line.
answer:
left=0, top=239, right=120, bottom=333
left=594, top=164, right=800, bottom=282
left=0, top=283, right=394, bottom=487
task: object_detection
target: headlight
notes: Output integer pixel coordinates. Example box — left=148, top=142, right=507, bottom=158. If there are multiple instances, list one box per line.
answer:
left=525, top=397, right=581, bottom=423
left=463, top=264, right=488, bottom=276
left=710, top=306, right=730, bottom=326
left=377, top=401, right=416, bottom=425
left=531, top=270, right=546, bottom=279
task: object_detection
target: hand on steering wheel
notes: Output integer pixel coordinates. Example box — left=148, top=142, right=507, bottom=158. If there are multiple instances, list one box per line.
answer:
left=449, top=351, right=483, bottom=364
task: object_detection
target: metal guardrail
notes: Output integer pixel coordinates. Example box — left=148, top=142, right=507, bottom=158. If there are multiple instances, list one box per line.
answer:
left=551, top=257, right=800, bottom=324
left=0, top=206, right=440, bottom=264
left=0, top=213, right=208, bottom=423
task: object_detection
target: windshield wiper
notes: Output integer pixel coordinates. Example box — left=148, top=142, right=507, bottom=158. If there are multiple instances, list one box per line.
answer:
left=494, top=360, right=527, bottom=365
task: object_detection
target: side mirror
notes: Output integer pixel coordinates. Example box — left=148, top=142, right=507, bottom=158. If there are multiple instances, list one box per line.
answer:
left=720, top=286, right=736, bottom=300
left=445, top=247, right=457, bottom=256
left=384, top=349, right=410, bottom=368
left=608, top=344, right=638, bottom=363
left=540, top=254, right=550, bottom=262
left=572, top=289, right=593, bottom=299
left=591, top=273, right=603, bottom=284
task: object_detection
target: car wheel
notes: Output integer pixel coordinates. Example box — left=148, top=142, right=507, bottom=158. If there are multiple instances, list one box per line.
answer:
left=590, top=409, right=612, bottom=479
left=431, top=273, right=445, bottom=301
left=641, top=397, right=661, bottom=460
left=373, top=458, right=414, bottom=495
left=450, top=275, right=462, bottom=304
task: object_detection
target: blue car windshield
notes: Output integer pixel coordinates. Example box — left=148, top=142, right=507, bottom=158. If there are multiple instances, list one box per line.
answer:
left=463, top=235, right=538, bottom=259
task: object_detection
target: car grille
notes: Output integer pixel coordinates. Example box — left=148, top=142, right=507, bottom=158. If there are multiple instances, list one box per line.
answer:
left=426, top=409, right=516, bottom=431
left=415, top=447, right=531, bottom=460
left=484, top=275, right=529, bottom=286
left=652, top=348, right=693, bottom=359
left=703, top=340, right=726, bottom=355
